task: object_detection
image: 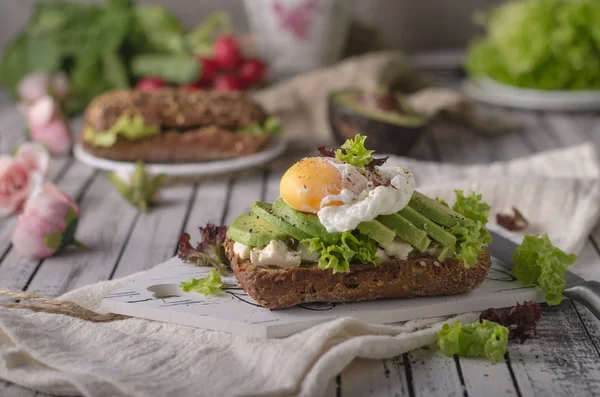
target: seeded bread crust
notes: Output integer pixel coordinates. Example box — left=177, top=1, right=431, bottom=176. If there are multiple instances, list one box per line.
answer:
left=84, top=88, right=267, bottom=131
left=81, top=126, right=272, bottom=162
left=225, top=238, right=491, bottom=309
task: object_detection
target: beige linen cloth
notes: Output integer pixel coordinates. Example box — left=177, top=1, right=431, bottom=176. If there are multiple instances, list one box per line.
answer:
left=2, top=143, right=600, bottom=397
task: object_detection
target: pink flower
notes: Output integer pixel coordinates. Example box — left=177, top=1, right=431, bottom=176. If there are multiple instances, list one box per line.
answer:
left=27, top=95, right=72, bottom=156
left=0, top=142, right=49, bottom=217
left=11, top=183, right=86, bottom=259
left=17, top=72, right=70, bottom=103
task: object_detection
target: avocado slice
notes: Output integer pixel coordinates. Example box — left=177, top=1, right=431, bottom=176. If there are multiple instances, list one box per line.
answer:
left=226, top=212, right=288, bottom=247
left=356, top=220, right=396, bottom=248
left=408, top=192, right=464, bottom=228
left=271, top=198, right=341, bottom=243
left=377, top=213, right=431, bottom=252
left=332, top=90, right=426, bottom=127
left=398, top=206, right=456, bottom=250
left=251, top=201, right=312, bottom=241
left=328, top=89, right=429, bottom=156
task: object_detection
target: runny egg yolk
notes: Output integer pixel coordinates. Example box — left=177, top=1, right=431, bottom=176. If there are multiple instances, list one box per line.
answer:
left=280, top=157, right=344, bottom=214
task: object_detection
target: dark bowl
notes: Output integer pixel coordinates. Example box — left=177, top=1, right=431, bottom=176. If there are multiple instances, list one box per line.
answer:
left=327, top=89, right=429, bottom=156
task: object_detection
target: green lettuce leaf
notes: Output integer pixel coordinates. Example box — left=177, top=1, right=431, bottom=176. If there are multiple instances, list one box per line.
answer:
left=241, top=116, right=282, bottom=136
left=512, top=234, right=577, bottom=305
left=303, top=232, right=379, bottom=274
left=452, top=190, right=490, bottom=224
left=438, top=320, right=509, bottom=362
left=465, top=0, right=600, bottom=90
left=449, top=190, right=491, bottom=267
left=180, top=269, right=224, bottom=296
left=335, top=135, right=374, bottom=168
left=83, top=115, right=160, bottom=147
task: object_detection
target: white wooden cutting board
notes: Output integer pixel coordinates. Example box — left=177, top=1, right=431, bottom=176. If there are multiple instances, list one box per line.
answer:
left=101, top=256, right=544, bottom=338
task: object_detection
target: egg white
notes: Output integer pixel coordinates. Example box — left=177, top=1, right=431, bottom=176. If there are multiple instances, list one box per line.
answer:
left=317, top=162, right=415, bottom=233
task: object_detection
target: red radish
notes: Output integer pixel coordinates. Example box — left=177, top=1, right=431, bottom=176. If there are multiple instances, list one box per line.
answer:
left=197, top=58, right=217, bottom=83
left=213, top=35, right=242, bottom=69
left=135, top=77, right=165, bottom=91
left=213, top=75, right=243, bottom=92
left=239, top=58, right=266, bottom=85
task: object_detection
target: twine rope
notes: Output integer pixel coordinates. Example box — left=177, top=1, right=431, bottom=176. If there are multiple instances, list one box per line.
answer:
left=0, top=289, right=129, bottom=322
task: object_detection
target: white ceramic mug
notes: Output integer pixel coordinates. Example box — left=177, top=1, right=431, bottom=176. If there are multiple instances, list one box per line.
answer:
left=244, top=0, right=353, bottom=80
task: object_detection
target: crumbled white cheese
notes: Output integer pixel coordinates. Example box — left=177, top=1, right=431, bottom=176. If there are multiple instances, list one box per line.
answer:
left=384, top=238, right=413, bottom=260
left=250, top=240, right=301, bottom=268
left=233, top=242, right=251, bottom=260
left=376, top=248, right=389, bottom=262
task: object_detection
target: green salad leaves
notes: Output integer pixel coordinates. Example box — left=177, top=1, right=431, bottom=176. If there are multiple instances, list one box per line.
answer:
left=180, top=270, right=224, bottom=296
left=450, top=190, right=492, bottom=267
left=466, top=0, right=600, bottom=90
left=303, top=232, right=379, bottom=274
left=83, top=115, right=160, bottom=147
left=335, top=135, right=375, bottom=168
left=241, top=116, right=282, bottom=136
left=438, top=320, right=509, bottom=362
left=513, top=234, right=577, bottom=305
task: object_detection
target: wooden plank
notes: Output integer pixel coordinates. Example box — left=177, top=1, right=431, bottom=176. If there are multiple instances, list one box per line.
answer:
left=408, top=347, right=463, bottom=397
left=341, top=357, right=411, bottom=397
left=223, top=174, right=264, bottom=225
left=23, top=173, right=139, bottom=297
left=264, top=170, right=284, bottom=203
left=543, top=113, right=589, bottom=147
left=429, top=121, right=492, bottom=164
left=508, top=299, right=600, bottom=397
left=110, top=185, right=195, bottom=279
left=0, top=103, right=26, bottom=154
left=0, top=163, right=96, bottom=294
left=460, top=356, right=518, bottom=396
left=183, top=180, right=231, bottom=230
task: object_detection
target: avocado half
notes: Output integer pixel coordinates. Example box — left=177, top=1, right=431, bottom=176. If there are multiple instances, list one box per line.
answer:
left=327, top=89, right=429, bottom=155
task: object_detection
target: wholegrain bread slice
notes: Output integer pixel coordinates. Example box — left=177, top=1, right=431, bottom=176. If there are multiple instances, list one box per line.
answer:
left=84, top=88, right=267, bottom=131
left=225, top=238, right=491, bottom=309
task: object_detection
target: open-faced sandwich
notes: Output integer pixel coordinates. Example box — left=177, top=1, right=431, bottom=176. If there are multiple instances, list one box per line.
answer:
left=80, top=88, right=279, bottom=163
left=221, top=134, right=492, bottom=309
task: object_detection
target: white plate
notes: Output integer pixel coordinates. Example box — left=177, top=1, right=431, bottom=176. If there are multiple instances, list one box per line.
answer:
left=74, top=139, right=288, bottom=177
left=463, top=78, right=600, bottom=111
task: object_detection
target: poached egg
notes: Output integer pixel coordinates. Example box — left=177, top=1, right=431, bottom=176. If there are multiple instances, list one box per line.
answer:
left=279, top=157, right=415, bottom=233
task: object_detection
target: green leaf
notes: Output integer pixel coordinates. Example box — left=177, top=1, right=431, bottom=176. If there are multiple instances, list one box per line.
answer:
left=180, top=270, right=224, bottom=296
left=44, top=231, right=62, bottom=251
left=452, top=190, right=491, bottom=225
left=108, top=172, right=132, bottom=200
left=148, top=174, right=167, bottom=197
left=303, top=232, right=379, bottom=274
left=438, top=320, right=509, bottom=362
left=512, top=234, right=577, bottom=305
left=240, top=116, right=282, bottom=136
left=131, top=5, right=186, bottom=54
left=335, top=134, right=375, bottom=168
left=102, top=52, right=130, bottom=89
left=131, top=54, right=199, bottom=84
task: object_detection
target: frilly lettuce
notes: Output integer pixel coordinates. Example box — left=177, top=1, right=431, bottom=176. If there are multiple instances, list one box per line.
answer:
left=513, top=234, right=577, bottom=305
left=303, top=232, right=379, bottom=274
left=466, top=0, right=600, bottom=90
left=83, top=115, right=160, bottom=147
left=450, top=190, right=491, bottom=267
left=438, top=320, right=509, bottom=362
left=452, top=190, right=490, bottom=225
left=335, top=134, right=375, bottom=168
left=180, top=269, right=224, bottom=296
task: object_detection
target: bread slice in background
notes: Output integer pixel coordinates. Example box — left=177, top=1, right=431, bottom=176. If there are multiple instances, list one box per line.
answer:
left=225, top=238, right=491, bottom=309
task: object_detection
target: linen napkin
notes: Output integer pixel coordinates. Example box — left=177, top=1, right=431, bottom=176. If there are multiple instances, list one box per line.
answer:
left=1, top=143, right=600, bottom=397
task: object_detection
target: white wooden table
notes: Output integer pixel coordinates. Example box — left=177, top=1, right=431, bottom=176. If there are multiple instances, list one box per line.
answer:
left=1, top=87, right=600, bottom=397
